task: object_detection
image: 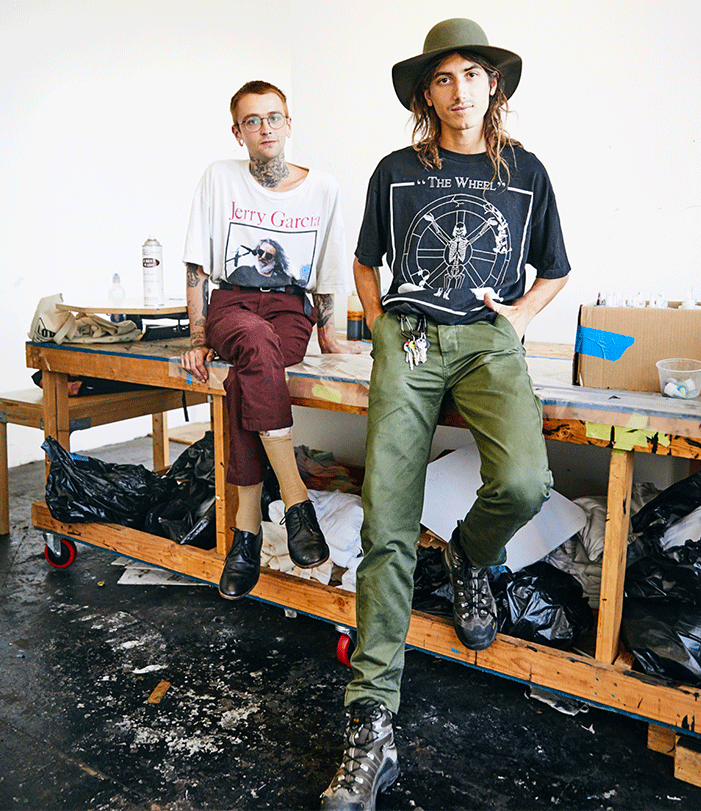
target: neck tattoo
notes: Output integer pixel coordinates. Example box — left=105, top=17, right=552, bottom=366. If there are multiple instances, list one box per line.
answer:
left=249, top=156, right=290, bottom=189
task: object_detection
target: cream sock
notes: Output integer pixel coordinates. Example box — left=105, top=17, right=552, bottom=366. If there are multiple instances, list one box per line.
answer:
left=259, top=429, right=308, bottom=509
left=235, top=482, right=263, bottom=534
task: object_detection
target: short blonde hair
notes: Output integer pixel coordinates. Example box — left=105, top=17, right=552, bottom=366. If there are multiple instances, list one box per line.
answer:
left=230, top=80, right=289, bottom=123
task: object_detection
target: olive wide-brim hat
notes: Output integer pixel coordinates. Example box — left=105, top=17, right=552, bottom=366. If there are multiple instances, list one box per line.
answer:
left=391, top=18, right=522, bottom=109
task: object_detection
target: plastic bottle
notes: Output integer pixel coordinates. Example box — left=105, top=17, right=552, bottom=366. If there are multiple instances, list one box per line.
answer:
left=108, top=273, right=126, bottom=323
left=142, top=237, right=165, bottom=307
left=680, top=288, right=699, bottom=309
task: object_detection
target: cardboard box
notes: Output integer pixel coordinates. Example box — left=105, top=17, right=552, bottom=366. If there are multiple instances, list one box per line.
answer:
left=573, top=303, right=701, bottom=392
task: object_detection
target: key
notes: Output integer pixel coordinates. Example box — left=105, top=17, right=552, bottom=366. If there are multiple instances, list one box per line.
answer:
left=415, top=335, right=429, bottom=365
left=404, top=339, right=416, bottom=370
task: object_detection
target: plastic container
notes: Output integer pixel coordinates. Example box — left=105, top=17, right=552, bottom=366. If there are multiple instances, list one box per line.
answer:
left=656, top=358, right=701, bottom=399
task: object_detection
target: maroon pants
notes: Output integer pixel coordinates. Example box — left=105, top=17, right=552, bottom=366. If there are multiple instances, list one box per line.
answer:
left=206, top=287, right=316, bottom=486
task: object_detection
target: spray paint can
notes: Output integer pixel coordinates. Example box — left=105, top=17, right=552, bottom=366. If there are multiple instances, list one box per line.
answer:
left=142, top=237, right=165, bottom=307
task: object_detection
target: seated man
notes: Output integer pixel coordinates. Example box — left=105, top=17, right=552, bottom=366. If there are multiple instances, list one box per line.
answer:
left=181, top=80, right=358, bottom=600
left=321, top=18, right=569, bottom=810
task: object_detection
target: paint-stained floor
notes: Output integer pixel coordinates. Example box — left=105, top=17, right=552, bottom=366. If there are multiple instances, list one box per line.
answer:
left=2, top=437, right=701, bottom=811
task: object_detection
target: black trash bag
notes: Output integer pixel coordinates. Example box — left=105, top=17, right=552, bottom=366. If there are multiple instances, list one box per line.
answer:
left=631, top=470, right=701, bottom=544
left=622, top=597, right=701, bottom=686
left=412, top=545, right=452, bottom=617
left=43, top=436, right=175, bottom=528
left=159, top=496, right=216, bottom=549
left=164, top=431, right=280, bottom=519
left=490, top=562, right=594, bottom=649
left=32, top=369, right=155, bottom=396
left=261, top=466, right=281, bottom=522
left=622, top=539, right=701, bottom=684
left=142, top=490, right=216, bottom=549
left=624, top=539, right=701, bottom=606
left=143, top=432, right=216, bottom=549
left=164, top=431, right=215, bottom=486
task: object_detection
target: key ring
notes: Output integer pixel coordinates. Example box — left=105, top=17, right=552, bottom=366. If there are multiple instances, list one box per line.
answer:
left=399, top=314, right=430, bottom=371
left=399, top=314, right=426, bottom=340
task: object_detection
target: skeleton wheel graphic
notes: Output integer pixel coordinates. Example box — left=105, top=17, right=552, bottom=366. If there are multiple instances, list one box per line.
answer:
left=401, top=194, right=511, bottom=301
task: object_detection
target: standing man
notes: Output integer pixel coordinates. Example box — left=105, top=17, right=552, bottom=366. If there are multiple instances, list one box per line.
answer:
left=321, top=19, right=570, bottom=810
left=181, top=80, right=358, bottom=602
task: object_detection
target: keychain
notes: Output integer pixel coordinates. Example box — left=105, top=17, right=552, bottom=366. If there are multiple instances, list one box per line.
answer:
left=400, top=315, right=430, bottom=370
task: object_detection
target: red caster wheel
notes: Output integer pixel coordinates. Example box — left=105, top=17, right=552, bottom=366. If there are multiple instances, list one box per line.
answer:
left=336, top=632, right=356, bottom=667
left=44, top=536, right=77, bottom=568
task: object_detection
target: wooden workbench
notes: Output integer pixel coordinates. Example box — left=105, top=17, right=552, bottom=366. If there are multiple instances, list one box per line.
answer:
left=26, top=337, right=701, bottom=765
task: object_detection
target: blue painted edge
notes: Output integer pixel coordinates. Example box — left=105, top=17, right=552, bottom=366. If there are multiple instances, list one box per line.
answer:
left=575, top=325, right=635, bottom=362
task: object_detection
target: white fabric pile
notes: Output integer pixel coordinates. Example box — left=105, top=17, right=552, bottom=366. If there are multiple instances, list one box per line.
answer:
left=265, top=489, right=363, bottom=591
left=657, top=504, right=701, bottom=551
left=544, top=482, right=660, bottom=608
left=28, top=293, right=141, bottom=344
left=261, top=481, right=701, bottom=602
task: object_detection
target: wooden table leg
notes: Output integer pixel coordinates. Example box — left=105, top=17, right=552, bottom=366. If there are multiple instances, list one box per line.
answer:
left=151, top=412, right=169, bottom=470
left=212, top=394, right=237, bottom=556
left=595, top=448, right=635, bottom=663
left=647, top=725, right=701, bottom=788
left=42, top=371, right=69, bottom=478
left=0, top=418, right=8, bottom=535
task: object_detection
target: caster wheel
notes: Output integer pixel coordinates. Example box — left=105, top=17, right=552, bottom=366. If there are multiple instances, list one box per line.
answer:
left=44, top=537, right=77, bottom=569
left=336, top=632, right=356, bottom=667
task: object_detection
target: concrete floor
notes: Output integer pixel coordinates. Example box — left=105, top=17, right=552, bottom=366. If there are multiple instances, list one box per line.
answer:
left=2, top=437, right=701, bottom=811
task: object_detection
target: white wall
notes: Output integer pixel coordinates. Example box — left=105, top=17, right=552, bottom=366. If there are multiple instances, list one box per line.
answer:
left=289, top=0, right=701, bottom=329
left=3, top=0, right=701, bottom=483
left=2, top=0, right=292, bottom=462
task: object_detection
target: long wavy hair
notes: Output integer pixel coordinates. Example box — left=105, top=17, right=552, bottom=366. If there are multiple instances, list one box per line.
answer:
left=410, top=50, right=520, bottom=183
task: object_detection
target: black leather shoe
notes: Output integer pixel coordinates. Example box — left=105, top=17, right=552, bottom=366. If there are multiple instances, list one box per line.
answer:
left=443, top=523, right=498, bottom=651
left=218, top=528, right=263, bottom=600
left=282, top=500, right=329, bottom=569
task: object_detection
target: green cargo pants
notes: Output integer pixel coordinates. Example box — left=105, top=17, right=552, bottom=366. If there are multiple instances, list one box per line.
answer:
left=345, top=312, right=552, bottom=714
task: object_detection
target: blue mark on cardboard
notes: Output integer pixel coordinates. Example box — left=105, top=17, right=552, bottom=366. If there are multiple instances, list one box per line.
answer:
left=575, top=326, right=635, bottom=361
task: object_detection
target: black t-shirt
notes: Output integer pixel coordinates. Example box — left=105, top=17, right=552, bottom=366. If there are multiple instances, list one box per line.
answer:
left=355, top=145, right=570, bottom=325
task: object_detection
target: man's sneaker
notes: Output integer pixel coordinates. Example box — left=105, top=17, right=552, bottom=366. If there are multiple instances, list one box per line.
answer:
left=282, top=500, right=329, bottom=569
left=218, top=528, right=263, bottom=600
left=443, top=524, right=498, bottom=650
left=320, top=698, right=399, bottom=811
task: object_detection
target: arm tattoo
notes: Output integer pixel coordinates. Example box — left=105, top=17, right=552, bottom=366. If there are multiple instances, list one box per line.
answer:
left=200, top=277, right=208, bottom=317
left=312, top=293, right=333, bottom=328
left=191, top=331, right=206, bottom=348
left=186, top=263, right=209, bottom=347
left=186, top=262, right=201, bottom=288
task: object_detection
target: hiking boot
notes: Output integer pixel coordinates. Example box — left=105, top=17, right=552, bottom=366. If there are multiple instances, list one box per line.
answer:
left=443, top=524, right=498, bottom=650
left=282, top=500, right=329, bottom=569
left=320, top=698, right=399, bottom=810
left=218, top=528, right=263, bottom=599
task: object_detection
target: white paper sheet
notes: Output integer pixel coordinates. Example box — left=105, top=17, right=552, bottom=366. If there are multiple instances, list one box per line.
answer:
left=420, top=443, right=587, bottom=571
left=114, top=559, right=207, bottom=586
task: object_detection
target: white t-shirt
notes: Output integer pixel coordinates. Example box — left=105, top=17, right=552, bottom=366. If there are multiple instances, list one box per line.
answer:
left=183, top=159, right=347, bottom=295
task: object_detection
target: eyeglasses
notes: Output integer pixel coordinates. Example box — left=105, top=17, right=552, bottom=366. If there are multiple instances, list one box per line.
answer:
left=239, top=113, right=288, bottom=132
left=255, top=248, right=276, bottom=262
